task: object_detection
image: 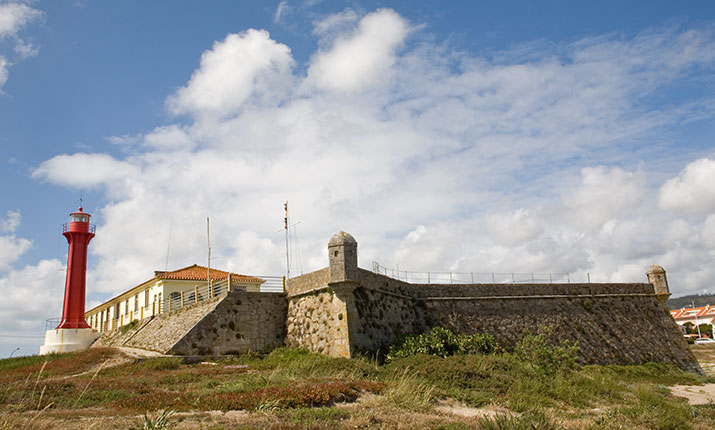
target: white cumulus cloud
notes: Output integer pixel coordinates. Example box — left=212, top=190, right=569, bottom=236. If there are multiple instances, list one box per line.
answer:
left=0, top=259, right=65, bottom=347
left=659, top=157, right=715, bottom=214
left=167, top=29, right=295, bottom=119
left=565, top=166, right=645, bottom=229
left=32, top=153, right=142, bottom=198
left=0, top=210, right=32, bottom=271
left=306, top=8, right=410, bottom=92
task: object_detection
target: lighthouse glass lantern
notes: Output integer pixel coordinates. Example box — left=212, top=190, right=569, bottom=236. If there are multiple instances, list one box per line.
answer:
left=57, top=207, right=96, bottom=329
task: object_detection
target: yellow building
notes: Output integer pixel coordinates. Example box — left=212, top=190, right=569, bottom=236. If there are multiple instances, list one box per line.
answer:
left=85, top=264, right=264, bottom=332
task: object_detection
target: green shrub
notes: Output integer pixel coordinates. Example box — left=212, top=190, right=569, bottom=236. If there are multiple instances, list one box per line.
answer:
left=386, top=327, right=501, bottom=362
left=514, top=333, right=579, bottom=375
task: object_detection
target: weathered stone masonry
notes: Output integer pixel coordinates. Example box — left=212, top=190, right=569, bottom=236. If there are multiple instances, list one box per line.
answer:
left=168, top=290, right=286, bottom=355
left=285, top=232, right=701, bottom=373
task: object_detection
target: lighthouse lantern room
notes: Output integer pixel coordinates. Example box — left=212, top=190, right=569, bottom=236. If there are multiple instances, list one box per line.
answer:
left=40, top=207, right=100, bottom=354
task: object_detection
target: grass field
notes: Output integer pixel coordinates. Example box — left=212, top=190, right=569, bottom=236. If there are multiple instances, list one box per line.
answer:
left=1, top=345, right=714, bottom=429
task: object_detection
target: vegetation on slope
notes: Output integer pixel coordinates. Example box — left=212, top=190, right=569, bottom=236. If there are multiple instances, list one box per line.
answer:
left=0, top=331, right=713, bottom=429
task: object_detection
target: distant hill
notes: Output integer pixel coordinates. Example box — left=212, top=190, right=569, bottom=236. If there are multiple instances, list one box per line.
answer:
left=667, top=294, right=715, bottom=310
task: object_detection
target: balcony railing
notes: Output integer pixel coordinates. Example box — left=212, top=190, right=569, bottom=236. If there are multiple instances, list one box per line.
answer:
left=62, top=223, right=96, bottom=234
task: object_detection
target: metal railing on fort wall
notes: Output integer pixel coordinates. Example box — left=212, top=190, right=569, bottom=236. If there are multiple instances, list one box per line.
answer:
left=163, top=280, right=223, bottom=314
left=371, top=261, right=589, bottom=284
left=258, top=276, right=286, bottom=293
left=162, top=275, right=285, bottom=314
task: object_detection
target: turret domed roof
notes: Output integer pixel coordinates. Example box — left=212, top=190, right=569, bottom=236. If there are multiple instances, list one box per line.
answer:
left=328, top=231, right=357, bottom=247
left=646, top=264, right=666, bottom=274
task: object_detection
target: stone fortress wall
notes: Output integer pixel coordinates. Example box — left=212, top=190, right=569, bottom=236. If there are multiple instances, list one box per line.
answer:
left=284, top=232, right=701, bottom=373
left=168, top=290, right=286, bottom=355
left=93, top=230, right=701, bottom=373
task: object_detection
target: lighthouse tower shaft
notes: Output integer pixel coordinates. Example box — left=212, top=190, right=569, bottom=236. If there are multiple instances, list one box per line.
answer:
left=40, top=207, right=99, bottom=354
left=58, top=208, right=95, bottom=329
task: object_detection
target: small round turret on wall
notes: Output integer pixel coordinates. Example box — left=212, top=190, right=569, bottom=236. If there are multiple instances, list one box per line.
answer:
left=328, top=231, right=358, bottom=283
left=646, top=264, right=670, bottom=303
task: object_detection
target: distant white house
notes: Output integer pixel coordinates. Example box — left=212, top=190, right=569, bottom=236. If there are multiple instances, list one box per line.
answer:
left=670, top=305, right=715, bottom=334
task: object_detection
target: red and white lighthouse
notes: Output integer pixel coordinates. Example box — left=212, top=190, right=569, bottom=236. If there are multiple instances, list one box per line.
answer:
left=41, top=207, right=100, bottom=354
left=57, top=207, right=95, bottom=329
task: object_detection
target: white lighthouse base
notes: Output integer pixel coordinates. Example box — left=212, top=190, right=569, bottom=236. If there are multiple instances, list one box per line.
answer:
left=40, top=328, right=100, bottom=355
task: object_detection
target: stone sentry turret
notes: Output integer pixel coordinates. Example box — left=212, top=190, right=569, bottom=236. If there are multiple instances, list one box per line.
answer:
left=646, top=264, right=670, bottom=304
left=326, top=231, right=360, bottom=357
left=328, top=231, right=358, bottom=283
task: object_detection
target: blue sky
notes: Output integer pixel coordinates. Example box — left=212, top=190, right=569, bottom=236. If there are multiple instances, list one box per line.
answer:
left=1, top=0, right=715, bottom=357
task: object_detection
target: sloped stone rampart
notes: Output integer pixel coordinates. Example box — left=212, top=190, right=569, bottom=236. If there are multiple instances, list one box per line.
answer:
left=419, top=287, right=698, bottom=372
left=283, top=267, right=700, bottom=372
left=350, top=269, right=699, bottom=372
left=168, top=291, right=287, bottom=355
left=351, top=286, right=420, bottom=353
left=93, top=296, right=224, bottom=352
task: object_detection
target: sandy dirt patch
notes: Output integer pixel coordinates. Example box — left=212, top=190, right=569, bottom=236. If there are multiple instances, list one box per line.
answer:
left=435, top=398, right=512, bottom=419
left=670, top=384, right=715, bottom=405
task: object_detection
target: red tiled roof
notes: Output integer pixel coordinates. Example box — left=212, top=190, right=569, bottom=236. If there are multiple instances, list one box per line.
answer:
left=671, top=305, right=713, bottom=320
left=155, top=264, right=263, bottom=283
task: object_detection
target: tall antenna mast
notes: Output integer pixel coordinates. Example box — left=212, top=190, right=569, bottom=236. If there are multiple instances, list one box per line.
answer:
left=165, top=219, right=173, bottom=271
left=284, top=202, right=290, bottom=279
left=207, top=217, right=211, bottom=289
